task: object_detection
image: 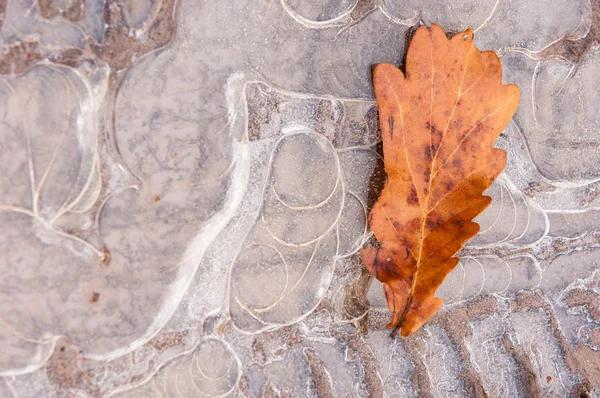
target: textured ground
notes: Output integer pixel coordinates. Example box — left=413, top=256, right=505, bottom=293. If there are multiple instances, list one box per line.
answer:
left=1, top=0, right=600, bottom=397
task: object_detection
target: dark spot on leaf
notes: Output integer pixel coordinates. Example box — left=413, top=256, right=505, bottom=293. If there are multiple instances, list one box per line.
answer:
left=424, top=146, right=433, bottom=161
left=426, top=219, right=436, bottom=230
left=424, top=168, right=431, bottom=183
left=426, top=216, right=443, bottom=231
left=406, top=188, right=419, bottom=205
left=427, top=122, right=443, bottom=153
left=373, top=248, right=380, bottom=271
left=388, top=115, right=394, bottom=138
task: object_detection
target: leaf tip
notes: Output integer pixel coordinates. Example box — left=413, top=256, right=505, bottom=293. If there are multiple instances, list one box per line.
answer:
left=507, top=83, right=521, bottom=101
left=463, top=28, right=474, bottom=42
left=373, top=62, right=403, bottom=80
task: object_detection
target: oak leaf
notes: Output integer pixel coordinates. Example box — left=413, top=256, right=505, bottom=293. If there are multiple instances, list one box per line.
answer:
left=361, top=24, right=519, bottom=337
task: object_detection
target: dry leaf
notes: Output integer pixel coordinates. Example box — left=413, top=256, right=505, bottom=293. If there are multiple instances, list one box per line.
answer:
left=361, top=24, right=520, bottom=337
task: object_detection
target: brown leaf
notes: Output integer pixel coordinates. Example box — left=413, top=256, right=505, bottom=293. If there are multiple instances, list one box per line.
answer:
left=361, top=24, right=520, bottom=337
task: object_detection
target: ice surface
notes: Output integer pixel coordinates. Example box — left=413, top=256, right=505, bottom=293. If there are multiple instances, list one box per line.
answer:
left=1, top=0, right=600, bottom=396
